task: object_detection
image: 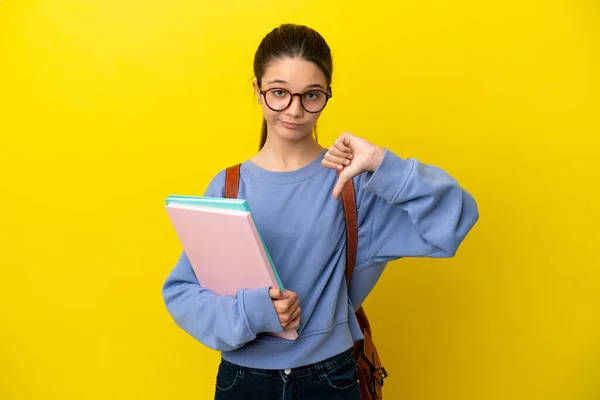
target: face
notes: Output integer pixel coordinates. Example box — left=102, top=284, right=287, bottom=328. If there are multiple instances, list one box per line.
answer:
left=254, top=57, right=329, bottom=145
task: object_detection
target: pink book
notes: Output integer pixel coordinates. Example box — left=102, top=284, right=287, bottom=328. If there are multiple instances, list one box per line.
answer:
left=164, top=203, right=298, bottom=340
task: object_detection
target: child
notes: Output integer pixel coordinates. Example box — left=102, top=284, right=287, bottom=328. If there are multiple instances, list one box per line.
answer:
left=162, top=23, right=479, bottom=400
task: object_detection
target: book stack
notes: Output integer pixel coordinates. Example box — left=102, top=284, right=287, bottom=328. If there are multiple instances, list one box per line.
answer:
left=164, top=195, right=298, bottom=340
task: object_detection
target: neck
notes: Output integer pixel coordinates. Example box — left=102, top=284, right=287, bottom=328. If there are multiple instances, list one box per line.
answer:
left=252, top=132, right=324, bottom=172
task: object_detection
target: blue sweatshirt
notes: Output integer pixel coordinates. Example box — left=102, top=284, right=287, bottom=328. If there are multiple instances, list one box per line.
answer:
left=162, top=149, right=479, bottom=369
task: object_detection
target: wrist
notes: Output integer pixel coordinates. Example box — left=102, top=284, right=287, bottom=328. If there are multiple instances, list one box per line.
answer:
left=368, top=145, right=385, bottom=172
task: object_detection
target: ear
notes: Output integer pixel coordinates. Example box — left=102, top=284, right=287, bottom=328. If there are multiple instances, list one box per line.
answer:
left=252, top=80, right=261, bottom=103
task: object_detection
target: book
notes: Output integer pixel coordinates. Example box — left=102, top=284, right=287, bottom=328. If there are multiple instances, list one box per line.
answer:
left=164, top=196, right=297, bottom=340
left=165, top=196, right=283, bottom=290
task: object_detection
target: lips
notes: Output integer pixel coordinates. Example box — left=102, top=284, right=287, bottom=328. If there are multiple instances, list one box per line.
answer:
left=280, top=121, right=303, bottom=130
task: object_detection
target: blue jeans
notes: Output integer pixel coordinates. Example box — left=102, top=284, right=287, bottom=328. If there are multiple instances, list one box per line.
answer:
left=214, top=347, right=361, bottom=399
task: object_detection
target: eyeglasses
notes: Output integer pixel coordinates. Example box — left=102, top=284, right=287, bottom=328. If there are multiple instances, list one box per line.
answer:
left=259, top=87, right=332, bottom=113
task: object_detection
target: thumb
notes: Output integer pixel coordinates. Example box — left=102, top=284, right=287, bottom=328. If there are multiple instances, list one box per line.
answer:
left=269, top=288, right=289, bottom=300
left=333, top=173, right=350, bottom=200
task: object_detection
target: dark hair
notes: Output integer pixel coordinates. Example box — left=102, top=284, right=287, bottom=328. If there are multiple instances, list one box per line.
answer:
left=254, top=24, right=333, bottom=150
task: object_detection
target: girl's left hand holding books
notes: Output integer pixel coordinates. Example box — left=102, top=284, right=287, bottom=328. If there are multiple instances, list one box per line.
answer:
left=321, top=132, right=385, bottom=200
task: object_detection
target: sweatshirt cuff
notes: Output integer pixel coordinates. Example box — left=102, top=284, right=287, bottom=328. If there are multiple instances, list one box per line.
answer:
left=364, top=148, right=414, bottom=203
left=240, top=287, right=284, bottom=335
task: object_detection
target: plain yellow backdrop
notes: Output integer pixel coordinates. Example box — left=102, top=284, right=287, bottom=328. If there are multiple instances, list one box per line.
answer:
left=1, top=0, right=599, bottom=399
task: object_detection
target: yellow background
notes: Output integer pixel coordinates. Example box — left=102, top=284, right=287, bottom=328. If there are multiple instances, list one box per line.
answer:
left=1, top=0, right=598, bottom=399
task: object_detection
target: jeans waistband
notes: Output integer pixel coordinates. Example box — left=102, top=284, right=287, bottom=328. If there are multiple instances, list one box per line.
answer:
left=221, top=347, right=354, bottom=379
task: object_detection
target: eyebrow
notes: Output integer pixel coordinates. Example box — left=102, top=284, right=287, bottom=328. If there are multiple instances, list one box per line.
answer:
left=266, top=79, right=325, bottom=90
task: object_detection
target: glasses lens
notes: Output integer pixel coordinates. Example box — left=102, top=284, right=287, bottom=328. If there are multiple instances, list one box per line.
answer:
left=301, top=91, right=328, bottom=113
left=265, top=89, right=291, bottom=111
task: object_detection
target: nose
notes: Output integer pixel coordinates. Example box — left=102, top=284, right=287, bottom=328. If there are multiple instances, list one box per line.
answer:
left=284, top=94, right=304, bottom=117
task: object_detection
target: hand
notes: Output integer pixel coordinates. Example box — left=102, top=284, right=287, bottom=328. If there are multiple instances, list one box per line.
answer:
left=269, top=288, right=301, bottom=330
left=321, top=132, right=385, bottom=200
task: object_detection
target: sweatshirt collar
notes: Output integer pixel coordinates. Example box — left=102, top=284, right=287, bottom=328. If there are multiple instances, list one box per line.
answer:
left=241, top=149, right=328, bottom=184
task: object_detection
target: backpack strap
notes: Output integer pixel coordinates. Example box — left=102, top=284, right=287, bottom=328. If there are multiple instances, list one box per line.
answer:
left=223, top=163, right=357, bottom=285
left=340, top=179, right=358, bottom=286
left=224, top=164, right=241, bottom=198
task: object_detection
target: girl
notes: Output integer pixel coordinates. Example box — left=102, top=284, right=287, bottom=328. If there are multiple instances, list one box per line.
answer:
left=162, top=23, right=479, bottom=399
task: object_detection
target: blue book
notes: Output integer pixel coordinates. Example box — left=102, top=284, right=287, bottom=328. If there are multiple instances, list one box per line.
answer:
left=166, top=195, right=249, bottom=211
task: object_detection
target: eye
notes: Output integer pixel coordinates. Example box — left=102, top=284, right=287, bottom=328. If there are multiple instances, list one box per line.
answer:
left=272, top=89, right=287, bottom=97
left=304, top=91, right=322, bottom=101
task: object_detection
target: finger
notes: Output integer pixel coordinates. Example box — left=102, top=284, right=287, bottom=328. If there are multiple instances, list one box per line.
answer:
left=324, top=152, right=351, bottom=167
left=334, top=142, right=352, bottom=155
left=289, top=305, right=301, bottom=322
left=284, top=297, right=300, bottom=314
left=287, top=313, right=301, bottom=330
left=334, top=133, right=353, bottom=151
left=282, top=308, right=302, bottom=329
left=273, top=295, right=298, bottom=314
left=283, top=307, right=302, bottom=329
left=280, top=303, right=300, bottom=327
left=279, top=300, right=299, bottom=323
left=328, top=145, right=353, bottom=159
left=269, top=288, right=289, bottom=300
left=322, top=159, right=344, bottom=171
left=283, top=290, right=297, bottom=303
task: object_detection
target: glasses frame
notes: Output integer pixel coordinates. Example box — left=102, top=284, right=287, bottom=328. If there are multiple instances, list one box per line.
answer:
left=259, top=87, right=333, bottom=113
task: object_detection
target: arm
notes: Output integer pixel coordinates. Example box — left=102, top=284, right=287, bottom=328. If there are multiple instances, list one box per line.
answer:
left=162, top=251, right=284, bottom=351
left=161, top=170, right=284, bottom=351
left=322, top=133, right=479, bottom=266
left=324, top=134, right=478, bottom=309
left=355, top=148, right=479, bottom=265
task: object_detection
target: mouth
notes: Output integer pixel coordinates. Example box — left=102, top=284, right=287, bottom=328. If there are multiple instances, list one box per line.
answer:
left=280, top=121, right=303, bottom=130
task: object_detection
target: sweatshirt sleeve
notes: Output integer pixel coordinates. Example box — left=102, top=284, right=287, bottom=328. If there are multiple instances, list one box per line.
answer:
left=161, top=170, right=284, bottom=352
left=355, top=149, right=479, bottom=266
